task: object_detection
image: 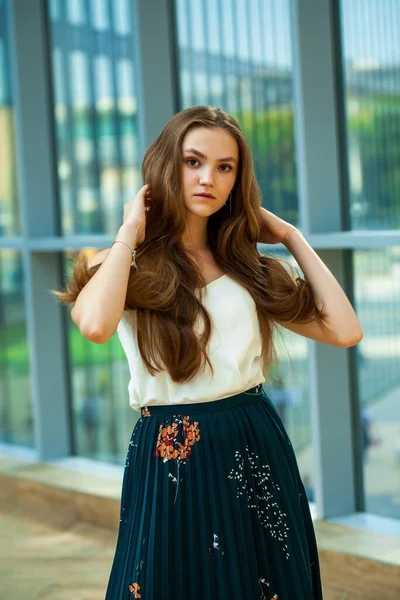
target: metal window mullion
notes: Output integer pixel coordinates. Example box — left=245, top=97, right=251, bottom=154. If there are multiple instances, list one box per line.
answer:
left=132, top=0, right=178, bottom=156
left=330, top=0, right=352, bottom=232
left=343, top=247, right=365, bottom=512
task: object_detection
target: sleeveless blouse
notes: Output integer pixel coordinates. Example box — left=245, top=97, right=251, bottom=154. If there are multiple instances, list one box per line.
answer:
left=116, top=274, right=265, bottom=412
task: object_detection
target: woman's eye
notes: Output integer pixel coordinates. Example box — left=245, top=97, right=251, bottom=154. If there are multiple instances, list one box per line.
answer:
left=220, top=164, right=232, bottom=172
left=186, top=158, right=199, bottom=167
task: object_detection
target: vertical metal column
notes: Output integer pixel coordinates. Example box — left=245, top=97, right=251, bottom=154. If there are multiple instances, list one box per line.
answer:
left=290, top=0, right=359, bottom=517
left=133, top=0, right=179, bottom=153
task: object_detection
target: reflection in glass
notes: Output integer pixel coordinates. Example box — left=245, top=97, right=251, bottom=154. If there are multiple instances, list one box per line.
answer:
left=48, top=0, right=140, bottom=236
left=0, top=251, right=33, bottom=447
left=353, top=249, right=400, bottom=519
left=0, top=0, right=20, bottom=236
left=175, top=0, right=299, bottom=226
left=64, top=252, right=137, bottom=463
left=340, top=0, right=400, bottom=230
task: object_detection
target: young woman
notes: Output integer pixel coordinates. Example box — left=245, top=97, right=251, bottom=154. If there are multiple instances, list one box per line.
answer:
left=53, top=106, right=362, bottom=599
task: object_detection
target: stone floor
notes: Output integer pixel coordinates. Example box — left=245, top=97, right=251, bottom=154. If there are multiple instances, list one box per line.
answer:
left=2, top=454, right=400, bottom=599
left=0, top=496, right=116, bottom=599
left=2, top=497, right=400, bottom=600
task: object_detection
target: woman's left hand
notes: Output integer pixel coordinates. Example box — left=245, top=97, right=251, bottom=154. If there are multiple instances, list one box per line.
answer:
left=258, top=207, right=297, bottom=245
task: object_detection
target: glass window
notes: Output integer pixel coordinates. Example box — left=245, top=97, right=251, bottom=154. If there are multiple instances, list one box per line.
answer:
left=64, top=252, right=137, bottom=463
left=0, top=250, right=33, bottom=447
left=48, top=0, right=140, bottom=235
left=353, top=248, right=400, bottom=518
left=262, top=248, right=314, bottom=501
left=340, top=0, right=400, bottom=230
left=174, top=0, right=298, bottom=226
left=0, top=0, right=20, bottom=236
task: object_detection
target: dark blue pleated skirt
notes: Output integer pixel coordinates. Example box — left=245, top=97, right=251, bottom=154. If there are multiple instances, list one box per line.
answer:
left=105, top=384, right=324, bottom=599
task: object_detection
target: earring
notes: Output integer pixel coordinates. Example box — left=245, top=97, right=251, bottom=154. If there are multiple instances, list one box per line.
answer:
left=224, top=192, right=232, bottom=213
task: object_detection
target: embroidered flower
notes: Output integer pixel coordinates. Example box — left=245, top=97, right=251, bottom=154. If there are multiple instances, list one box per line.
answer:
left=141, top=406, right=151, bottom=417
left=128, top=582, right=141, bottom=598
left=153, top=416, right=200, bottom=462
left=152, top=414, right=201, bottom=504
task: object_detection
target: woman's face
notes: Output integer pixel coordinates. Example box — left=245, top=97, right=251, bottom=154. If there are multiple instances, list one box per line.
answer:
left=181, top=126, right=239, bottom=217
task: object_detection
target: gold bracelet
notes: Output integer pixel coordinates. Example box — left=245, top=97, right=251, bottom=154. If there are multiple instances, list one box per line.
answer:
left=111, top=240, right=138, bottom=269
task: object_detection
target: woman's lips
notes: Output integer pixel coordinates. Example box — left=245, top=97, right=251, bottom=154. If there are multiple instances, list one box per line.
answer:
left=194, top=194, right=215, bottom=201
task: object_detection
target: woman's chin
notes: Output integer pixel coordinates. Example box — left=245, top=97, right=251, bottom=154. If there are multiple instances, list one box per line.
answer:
left=185, top=205, right=218, bottom=217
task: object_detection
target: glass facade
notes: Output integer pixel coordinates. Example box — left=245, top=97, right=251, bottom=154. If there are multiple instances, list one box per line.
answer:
left=0, top=0, right=20, bottom=236
left=4, top=0, right=400, bottom=524
left=48, top=0, right=141, bottom=235
left=175, top=0, right=298, bottom=226
left=340, top=0, right=400, bottom=230
left=64, top=251, right=137, bottom=463
left=0, top=250, right=33, bottom=447
left=353, top=248, right=400, bottom=519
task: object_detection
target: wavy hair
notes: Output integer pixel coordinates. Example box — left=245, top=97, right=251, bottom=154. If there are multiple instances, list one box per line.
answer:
left=52, top=106, right=323, bottom=383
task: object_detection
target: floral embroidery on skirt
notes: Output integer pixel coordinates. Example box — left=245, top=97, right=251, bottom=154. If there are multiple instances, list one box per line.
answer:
left=228, top=444, right=290, bottom=560
left=152, top=414, right=201, bottom=505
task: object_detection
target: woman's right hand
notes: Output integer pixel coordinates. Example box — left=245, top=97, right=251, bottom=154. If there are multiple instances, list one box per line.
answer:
left=122, top=184, right=152, bottom=246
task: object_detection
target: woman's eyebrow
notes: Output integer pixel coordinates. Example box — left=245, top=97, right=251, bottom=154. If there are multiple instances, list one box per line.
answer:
left=183, top=148, right=237, bottom=164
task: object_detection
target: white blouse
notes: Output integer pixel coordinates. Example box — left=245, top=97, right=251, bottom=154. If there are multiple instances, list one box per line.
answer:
left=116, top=274, right=266, bottom=412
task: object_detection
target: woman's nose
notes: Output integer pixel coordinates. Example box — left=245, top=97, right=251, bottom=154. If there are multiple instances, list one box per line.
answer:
left=199, top=167, right=214, bottom=185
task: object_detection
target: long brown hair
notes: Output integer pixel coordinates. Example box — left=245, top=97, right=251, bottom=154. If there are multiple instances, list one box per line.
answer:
left=52, top=106, right=323, bottom=383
